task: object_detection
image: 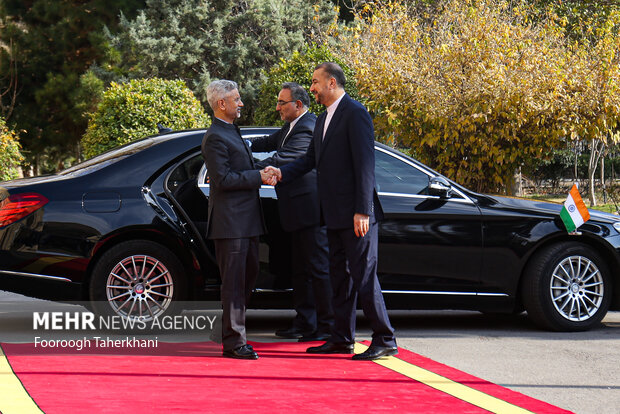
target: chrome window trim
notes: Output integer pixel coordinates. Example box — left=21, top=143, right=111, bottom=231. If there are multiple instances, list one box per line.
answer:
left=374, top=146, right=474, bottom=204
left=377, top=191, right=473, bottom=204
left=165, top=151, right=204, bottom=193
left=198, top=164, right=208, bottom=186
left=241, top=133, right=273, bottom=139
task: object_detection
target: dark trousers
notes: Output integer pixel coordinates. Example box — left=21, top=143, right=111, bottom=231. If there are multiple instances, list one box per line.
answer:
left=214, top=237, right=259, bottom=351
left=327, top=223, right=396, bottom=348
left=290, top=225, right=334, bottom=335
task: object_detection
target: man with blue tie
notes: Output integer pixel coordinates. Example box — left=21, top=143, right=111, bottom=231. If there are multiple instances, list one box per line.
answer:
left=266, top=63, right=398, bottom=360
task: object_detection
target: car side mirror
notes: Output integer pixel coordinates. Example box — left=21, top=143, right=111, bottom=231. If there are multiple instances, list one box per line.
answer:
left=429, top=176, right=452, bottom=199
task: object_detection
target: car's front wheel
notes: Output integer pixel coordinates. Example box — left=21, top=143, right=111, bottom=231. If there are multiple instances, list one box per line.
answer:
left=89, top=240, right=186, bottom=322
left=522, top=241, right=612, bottom=331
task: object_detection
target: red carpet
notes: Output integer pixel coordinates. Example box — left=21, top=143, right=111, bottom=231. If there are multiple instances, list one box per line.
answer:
left=1, top=341, right=571, bottom=414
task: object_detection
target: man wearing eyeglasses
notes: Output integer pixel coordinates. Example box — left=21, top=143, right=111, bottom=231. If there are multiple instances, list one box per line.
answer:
left=250, top=82, right=334, bottom=343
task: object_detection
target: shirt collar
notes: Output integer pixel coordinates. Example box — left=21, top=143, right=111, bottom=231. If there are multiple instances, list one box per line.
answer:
left=288, top=110, right=308, bottom=132
left=215, top=117, right=232, bottom=124
left=326, top=93, right=345, bottom=115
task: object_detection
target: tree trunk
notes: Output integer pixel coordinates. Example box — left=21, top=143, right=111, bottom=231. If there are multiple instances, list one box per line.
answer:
left=512, top=167, right=523, bottom=197
left=588, top=139, right=606, bottom=206
left=601, top=155, right=606, bottom=204
left=0, top=39, right=18, bottom=120
left=75, top=140, right=82, bottom=165
left=573, top=142, right=579, bottom=181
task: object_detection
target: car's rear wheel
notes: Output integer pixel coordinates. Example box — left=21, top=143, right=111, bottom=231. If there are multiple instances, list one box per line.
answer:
left=522, top=241, right=612, bottom=331
left=89, top=240, right=186, bottom=322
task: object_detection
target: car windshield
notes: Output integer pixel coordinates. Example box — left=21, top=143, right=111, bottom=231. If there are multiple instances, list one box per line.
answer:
left=58, top=138, right=157, bottom=177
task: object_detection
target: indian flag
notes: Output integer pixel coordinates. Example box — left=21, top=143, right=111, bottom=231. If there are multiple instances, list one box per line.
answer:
left=560, top=184, right=590, bottom=232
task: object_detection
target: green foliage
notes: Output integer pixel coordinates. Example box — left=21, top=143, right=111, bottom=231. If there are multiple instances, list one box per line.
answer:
left=0, top=1, right=147, bottom=172
left=254, top=44, right=360, bottom=126
left=340, top=0, right=620, bottom=193
left=0, top=117, right=24, bottom=181
left=531, top=147, right=620, bottom=182
left=530, top=0, right=620, bottom=41
left=98, top=0, right=338, bottom=124
left=74, top=71, right=106, bottom=125
left=81, top=78, right=210, bottom=158
left=526, top=147, right=575, bottom=188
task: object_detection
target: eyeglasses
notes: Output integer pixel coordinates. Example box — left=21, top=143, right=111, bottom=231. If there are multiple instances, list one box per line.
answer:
left=276, top=100, right=296, bottom=106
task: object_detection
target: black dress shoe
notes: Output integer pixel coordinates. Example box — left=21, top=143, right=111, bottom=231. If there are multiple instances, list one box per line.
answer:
left=306, top=341, right=354, bottom=354
left=275, top=327, right=305, bottom=339
left=298, top=332, right=331, bottom=342
left=352, top=346, right=398, bottom=360
left=222, top=344, right=259, bottom=360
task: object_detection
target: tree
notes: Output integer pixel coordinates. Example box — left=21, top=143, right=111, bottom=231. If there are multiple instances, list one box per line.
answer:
left=339, top=0, right=620, bottom=194
left=0, top=38, right=18, bottom=119
left=526, top=148, right=574, bottom=193
left=554, top=8, right=620, bottom=205
left=0, top=116, right=23, bottom=181
left=531, top=0, right=620, bottom=41
left=81, top=78, right=210, bottom=158
left=0, top=0, right=146, bottom=173
left=97, top=0, right=338, bottom=124
left=254, top=44, right=360, bottom=126
left=524, top=1, right=620, bottom=203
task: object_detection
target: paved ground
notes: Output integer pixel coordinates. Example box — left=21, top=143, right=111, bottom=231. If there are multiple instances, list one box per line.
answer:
left=389, top=311, right=619, bottom=414
left=1, top=290, right=618, bottom=413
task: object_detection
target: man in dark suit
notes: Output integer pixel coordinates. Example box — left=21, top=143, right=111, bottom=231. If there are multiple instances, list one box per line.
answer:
left=202, top=79, right=275, bottom=360
left=250, top=82, right=333, bottom=342
left=266, top=63, right=397, bottom=360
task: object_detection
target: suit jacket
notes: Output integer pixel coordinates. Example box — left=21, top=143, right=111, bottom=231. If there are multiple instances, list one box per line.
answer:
left=280, top=94, right=384, bottom=230
left=251, top=112, right=320, bottom=232
left=202, top=118, right=265, bottom=239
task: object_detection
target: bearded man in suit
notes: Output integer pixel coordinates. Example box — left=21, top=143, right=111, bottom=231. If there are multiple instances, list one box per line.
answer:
left=266, top=63, right=398, bottom=360
left=250, top=82, right=333, bottom=343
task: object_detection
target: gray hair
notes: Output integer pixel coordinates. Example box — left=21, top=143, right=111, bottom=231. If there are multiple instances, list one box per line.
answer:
left=281, top=82, right=310, bottom=108
left=206, top=80, right=238, bottom=110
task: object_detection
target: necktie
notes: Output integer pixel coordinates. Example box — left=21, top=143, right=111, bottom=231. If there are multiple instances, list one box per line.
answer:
left=279, top=123, right=291, bottom=148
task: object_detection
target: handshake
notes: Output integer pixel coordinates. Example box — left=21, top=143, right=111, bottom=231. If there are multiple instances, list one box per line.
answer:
left=259, top=166, right=282, bottom=186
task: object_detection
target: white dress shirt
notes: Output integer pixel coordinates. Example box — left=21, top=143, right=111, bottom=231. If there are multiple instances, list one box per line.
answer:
left=323, top=93, right=345, bottom=140
left=281, top=110, right=308, bottom=147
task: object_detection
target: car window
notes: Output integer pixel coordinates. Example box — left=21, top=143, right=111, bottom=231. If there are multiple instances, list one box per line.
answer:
left=166, top=153, right=204, bottom=195
left=375, top=149, right=430, bottom=195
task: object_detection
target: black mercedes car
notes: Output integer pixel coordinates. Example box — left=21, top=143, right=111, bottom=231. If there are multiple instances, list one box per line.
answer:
left=1, top=127, right=619, bottom=331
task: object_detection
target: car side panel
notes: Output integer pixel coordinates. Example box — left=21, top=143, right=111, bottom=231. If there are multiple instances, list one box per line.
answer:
left=378, top=195, right=484, bottom=291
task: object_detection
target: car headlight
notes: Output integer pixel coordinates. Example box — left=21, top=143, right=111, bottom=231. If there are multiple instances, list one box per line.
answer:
left=614, top=222, right=620, bottom=233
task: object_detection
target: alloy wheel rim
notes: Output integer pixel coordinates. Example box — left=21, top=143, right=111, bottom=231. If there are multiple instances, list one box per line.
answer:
left=105, top=255, right=174, bottom=321
left=550, top=255, right=604, bottom=322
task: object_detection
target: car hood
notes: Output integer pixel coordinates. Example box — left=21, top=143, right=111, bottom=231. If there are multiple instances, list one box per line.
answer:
left=485, top=194, right=620, bottom=224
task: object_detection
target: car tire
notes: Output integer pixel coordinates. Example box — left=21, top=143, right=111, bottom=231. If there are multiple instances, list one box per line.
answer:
left=522, top=241, right=612, bottom=332
left=89, top=240, right=186, bottom=322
